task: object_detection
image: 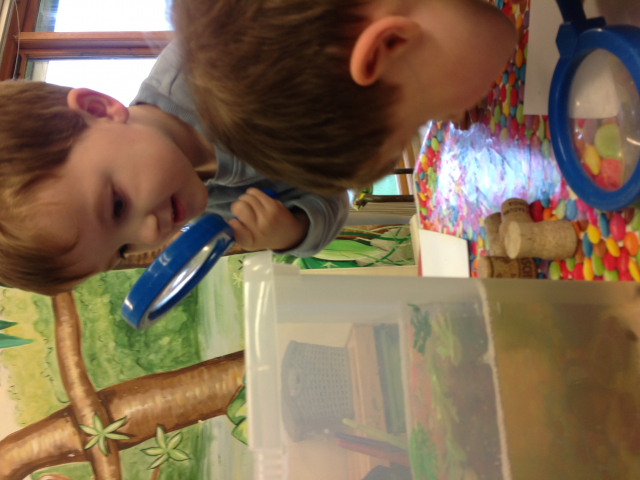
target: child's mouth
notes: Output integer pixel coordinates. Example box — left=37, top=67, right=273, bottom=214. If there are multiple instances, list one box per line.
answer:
left=171, top=196, right=187, bottom=224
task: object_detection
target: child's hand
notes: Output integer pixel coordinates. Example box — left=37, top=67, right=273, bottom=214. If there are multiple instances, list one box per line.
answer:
left=229, top=188, right=310, bottom=251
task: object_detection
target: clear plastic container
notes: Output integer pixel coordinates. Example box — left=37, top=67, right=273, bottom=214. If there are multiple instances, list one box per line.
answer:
left=244, top=252, right=640, bottom=480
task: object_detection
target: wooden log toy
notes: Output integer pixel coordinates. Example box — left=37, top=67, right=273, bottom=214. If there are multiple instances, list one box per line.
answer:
left=484, top=212, right=507, bottom=257
left=505, top=220, right=578, bottom=260
left=499, top=198, right=533, bottom=241
left=477, top=256, right=537, bottom=279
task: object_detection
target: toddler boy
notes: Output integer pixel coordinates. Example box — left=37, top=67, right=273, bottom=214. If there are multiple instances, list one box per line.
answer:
left=0, top=44, right=348, bottom=294
left=172, top=0, right=518, bottom=194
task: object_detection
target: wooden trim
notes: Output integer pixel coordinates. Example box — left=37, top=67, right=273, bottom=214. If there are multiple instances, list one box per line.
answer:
left=0, top=0, right=34, bottom=80
left=21, top=47, right=164, bottom=59
left=3, top=31, right=171, bottom=80
left=16, top=51, right=25, bottom=79
left=22, top=0, right=41, bottom=32
left=16, top=31, right=172, bottom=50
left=396, top=157, right=410, bottom=195
left=0, top=46, right=16, bottom=79
left=396, top=131, right=422, bottom=195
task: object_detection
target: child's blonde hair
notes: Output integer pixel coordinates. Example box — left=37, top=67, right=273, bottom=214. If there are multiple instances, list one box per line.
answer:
left=0, top=81, right=88, bottom=295
left=172, top=0, right=399, bottom=195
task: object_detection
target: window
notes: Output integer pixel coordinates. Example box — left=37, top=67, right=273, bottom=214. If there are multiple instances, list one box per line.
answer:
left=27, top=58, right=159, bottom=104
left=0, top=0, right=172, bottom=85
left=36, top=0, right=171, bottom=32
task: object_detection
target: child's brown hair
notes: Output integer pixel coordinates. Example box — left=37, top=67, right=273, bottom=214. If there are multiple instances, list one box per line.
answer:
left=0, top=81, right=88, bottom=295
left=172, top=0, right=399, bottom=195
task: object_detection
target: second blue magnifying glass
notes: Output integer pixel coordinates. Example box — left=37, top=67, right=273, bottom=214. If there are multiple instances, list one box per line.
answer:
left=549, top=0, right=640, bottom=211
left=121, top=188, right=278, bottom=330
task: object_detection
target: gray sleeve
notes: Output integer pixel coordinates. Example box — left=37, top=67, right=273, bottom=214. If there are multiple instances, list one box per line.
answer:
left=207, top=153, right=350, bottom=257
left=130, top=41, right=203, bottom=131
left=275, top=190, right=350, bottom=257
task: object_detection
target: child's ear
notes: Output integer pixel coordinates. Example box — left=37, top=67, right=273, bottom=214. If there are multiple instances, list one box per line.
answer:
left=350, top=16, right=421, bottom=86
left=67, top=88, right=129, bottom=123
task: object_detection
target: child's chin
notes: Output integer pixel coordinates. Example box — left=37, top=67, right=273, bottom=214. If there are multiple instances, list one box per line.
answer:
left=194, top=184, right=209, bottom=215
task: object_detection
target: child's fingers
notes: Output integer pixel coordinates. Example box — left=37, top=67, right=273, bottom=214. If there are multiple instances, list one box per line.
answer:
left=231, top=198, right=259, bottom=226
left=228, top=218, right=254, bottom=247
left=245, top=187, right=272, bottom=201
left=239, top=189, right=271, bottom=216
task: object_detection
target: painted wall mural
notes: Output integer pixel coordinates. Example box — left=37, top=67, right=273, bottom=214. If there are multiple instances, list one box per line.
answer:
left=0, top=225, right=413, bottom=480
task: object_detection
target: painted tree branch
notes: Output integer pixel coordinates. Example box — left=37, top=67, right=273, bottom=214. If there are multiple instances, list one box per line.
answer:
left=53, top=293, right=122, bottom=480
left=0, top=351, right=245, bottom=480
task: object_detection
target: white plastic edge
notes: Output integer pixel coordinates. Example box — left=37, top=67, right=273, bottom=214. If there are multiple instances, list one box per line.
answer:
left=243, top=252, right=296, bottom=480
left=477, top=281, right=513, bottom=480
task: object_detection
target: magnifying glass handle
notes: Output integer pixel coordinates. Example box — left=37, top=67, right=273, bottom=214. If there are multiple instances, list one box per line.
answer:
left=555, top=0, right=587, bottom=23
left=261, top=188, right=278, bottom=199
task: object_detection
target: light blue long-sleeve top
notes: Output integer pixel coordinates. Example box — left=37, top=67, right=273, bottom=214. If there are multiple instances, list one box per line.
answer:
left=131, top=41, right=349, bottom=257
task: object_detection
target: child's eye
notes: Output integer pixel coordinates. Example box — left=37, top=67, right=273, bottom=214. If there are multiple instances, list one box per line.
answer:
left=113, top=192, right=126, bottom=219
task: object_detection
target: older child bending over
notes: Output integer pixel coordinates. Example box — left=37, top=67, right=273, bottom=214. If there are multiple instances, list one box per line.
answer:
left=173, top=0, right=517, bottom=194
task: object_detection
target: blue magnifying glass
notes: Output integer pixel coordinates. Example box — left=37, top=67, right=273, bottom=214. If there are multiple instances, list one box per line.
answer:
left=121, top=188, right=278, bottom=330
left=549, top=0, right=640, bottom=211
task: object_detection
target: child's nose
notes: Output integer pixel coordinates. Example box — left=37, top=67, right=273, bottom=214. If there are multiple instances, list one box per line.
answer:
left=134, top=214, right=163, bottom=246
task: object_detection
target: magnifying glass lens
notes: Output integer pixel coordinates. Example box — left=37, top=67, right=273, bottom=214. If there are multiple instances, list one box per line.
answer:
left=148, top=233, right=232, bottom=317
left=151, top=244, right=215, bottom=311
left=568, top=49, right=640, bottom=191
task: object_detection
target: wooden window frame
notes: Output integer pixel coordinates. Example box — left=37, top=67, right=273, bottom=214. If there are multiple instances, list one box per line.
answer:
left=0, top=0, right=172, bottom=81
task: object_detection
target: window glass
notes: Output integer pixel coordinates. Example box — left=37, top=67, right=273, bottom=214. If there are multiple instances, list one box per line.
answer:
left=25, top=57, right=157, bottom=105
left=373, top=175, right=400, bottom=195
left=36, top=0, right=172, bottom=32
